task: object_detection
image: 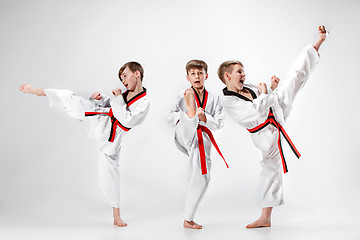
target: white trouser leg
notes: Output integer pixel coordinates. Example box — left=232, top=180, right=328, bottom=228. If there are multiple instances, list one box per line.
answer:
left=260, top=141, right=284, bottom=207
left=174, top=112, right=199, bottom=153
left=276, top=44, right=319, bottom=119
left=174, top=112, right=210, bottom=221
left=184, top=149, right=211, bottom=221
left=98, top=151, right=121, bottom=208
left=44, top=89, right=121, bottom=207
left=44, top=89, right=94, bottom=121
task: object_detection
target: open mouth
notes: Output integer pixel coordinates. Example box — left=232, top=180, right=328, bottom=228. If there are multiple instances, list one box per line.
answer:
left=194, top=81, right=201, bottom=84
left=240, top=79, right=244, bottom=84
left=124, top=84, right=129, bottom=88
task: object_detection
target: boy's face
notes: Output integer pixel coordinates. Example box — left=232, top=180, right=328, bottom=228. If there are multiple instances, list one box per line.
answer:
left=186, top=68, right=208, bottom=90
left=225, top=64, right=246, bottom=91
left=120, top=67, right=140, bottom=91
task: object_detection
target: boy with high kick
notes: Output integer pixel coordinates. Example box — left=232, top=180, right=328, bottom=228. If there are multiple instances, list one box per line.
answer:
left=218, top=26, right=327, bottom=228
left=166, top=60, right=228, bottom=229
left=19, top=61, right=150, bottom=227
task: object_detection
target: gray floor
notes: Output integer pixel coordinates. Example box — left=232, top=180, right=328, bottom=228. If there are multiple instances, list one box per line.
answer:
left=1, top=210, right=359, bottom=240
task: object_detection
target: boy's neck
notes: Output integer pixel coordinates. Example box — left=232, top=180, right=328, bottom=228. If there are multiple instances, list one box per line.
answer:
left=127, top=81, right=144, bottom=98
left=192, top=86, right=205, bottom=96
left=226, top=84, right=241, bottom=94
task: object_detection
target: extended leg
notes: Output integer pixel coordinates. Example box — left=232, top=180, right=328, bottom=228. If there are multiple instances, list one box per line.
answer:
left=21, top=85, right=94, bottom=121
left=20, top=84, right=45, bottom=96
left=276, top=26, right=326, bottom=119
left=313, top=25, right=327, bottom=52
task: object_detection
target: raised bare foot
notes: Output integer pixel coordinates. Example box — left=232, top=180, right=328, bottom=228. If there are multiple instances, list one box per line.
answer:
left=313, top=25, right=327, bottom=52
left=19, top=84, right=46, bottom=96
left=184, top=220, right=202, bottom=229
left=184, top=88, right=196, bottom=118
left=246, top=218, right=271, bottom=228
left=113, top=216, right=127, bottom=227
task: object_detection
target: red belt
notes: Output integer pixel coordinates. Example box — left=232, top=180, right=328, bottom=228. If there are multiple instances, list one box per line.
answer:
left=247, top=109, right=300, bottom=173
left=85, top=108, right=131, bottom=142
left=197, top=125, right=229, bottom=175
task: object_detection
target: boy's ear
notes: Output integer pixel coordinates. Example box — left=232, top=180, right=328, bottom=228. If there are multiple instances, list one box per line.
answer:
left=135, top=70, right=141, bottom=79
left=224, top=72, right=230, bottom=81
left=205, top=73, right=208, bottom=80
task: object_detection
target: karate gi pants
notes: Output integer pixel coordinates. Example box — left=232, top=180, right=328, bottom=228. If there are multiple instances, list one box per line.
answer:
left=44, top=89, right=121, bottom=208
left=175, top=112, right=212, bottom=221
left=256, top=44, right=319, bottom=207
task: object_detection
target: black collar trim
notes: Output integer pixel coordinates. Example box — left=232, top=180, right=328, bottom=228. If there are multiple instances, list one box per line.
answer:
left=191, top=86, right=208, bottom=108
left=222, top=87, right=257, bottom=102
left=123, top=87, right=147, bottom=106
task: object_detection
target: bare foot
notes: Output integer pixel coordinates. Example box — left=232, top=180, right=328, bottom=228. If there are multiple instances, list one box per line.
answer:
left=19, top=84, right=46, bottom=96
left=184, top=88, right=196, bottom=118
left=246, top=207, right=272, bottom=228
left=313, top=25, right=327, bottom=52
left=246, top=218, right=271, bottom=228
left=113, top=216, right=127, bottom=227
left=184, top=220, right=202, bottom=229
left=113, top=207, right=127, bottom=227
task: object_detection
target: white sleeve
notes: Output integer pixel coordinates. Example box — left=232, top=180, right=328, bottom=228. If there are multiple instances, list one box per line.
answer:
left=110, top=96, right=150, bottom=128
left=204, top=96, right=224, bottom=131
left=89, top=93, right=111, bottom=108
left=224, top=93, right=276, bottom=124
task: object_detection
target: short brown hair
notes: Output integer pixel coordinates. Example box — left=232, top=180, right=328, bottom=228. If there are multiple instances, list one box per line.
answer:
left=217, top=60, right=244, bottom=83
left=186, top=60, right=208, bottom=75
left=118, top=61, right=144, bottom=81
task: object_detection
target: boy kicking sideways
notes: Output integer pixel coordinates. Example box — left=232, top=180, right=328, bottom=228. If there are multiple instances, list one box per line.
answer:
left=20, top=61, right=150, bottom=227
left=166, top=60, right=228, bottom=229
left=218, top=26, right=327, bottom=228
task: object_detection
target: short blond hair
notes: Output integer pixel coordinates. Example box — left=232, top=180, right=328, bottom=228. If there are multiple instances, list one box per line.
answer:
left=217, top=60, right=244, bottom=83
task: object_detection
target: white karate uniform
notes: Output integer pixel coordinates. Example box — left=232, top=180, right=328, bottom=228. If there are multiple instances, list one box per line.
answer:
left=44, top=88, right=150, bottom=208
left=165, top=88, right=224, bottom=221
left=222, top=44, right=319, bottom=207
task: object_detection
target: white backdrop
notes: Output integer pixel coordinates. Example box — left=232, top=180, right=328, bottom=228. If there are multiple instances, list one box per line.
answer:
left=1, top=0, right=360, bottom=238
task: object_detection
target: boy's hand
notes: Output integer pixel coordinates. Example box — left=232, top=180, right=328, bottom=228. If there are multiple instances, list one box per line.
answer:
left=258, top=83, right=268, bottom=94
left=91, top=92, right=102, bottom=100
left=112, top=88, right=122, bottom=97
left=184, top=88, right=195, bottom=96
left=197, top=107, right=207, bottom=122
left=270, top=75, right=280, bottom=91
